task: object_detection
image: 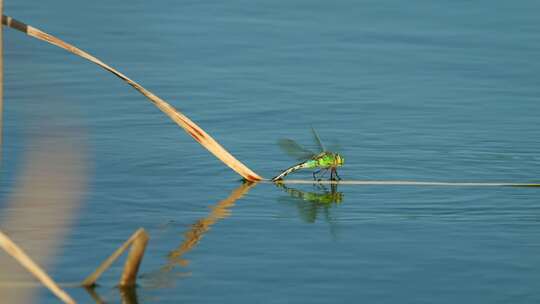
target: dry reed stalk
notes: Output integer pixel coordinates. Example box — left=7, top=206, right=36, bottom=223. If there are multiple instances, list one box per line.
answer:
left=165, top=182, right=256, bottom=270
left=272, top=180, right=540, bottom=187
left=0, top=232, right=76, bottom=304
left=0, top=134, right=86, bottom=304
left=0, top=1, right=3, bottom=162
left=119, top=230, right=149, bottom=287
left=1, top=15, right=263, bottom=181
left=81, top=228, right=149, bottom=287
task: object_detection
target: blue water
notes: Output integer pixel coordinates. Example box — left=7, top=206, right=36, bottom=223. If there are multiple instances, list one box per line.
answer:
left=2, top=1, right=540, bottom=303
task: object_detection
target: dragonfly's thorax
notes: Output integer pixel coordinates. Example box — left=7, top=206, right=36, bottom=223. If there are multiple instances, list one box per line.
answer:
left=310, top=152, right=344, bottom=168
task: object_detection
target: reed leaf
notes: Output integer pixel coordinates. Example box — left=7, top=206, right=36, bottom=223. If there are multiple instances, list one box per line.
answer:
left=273, top=180, right=540, bottom=187
left=0, top=1, right=3, bottom=164
left=2, top=15, right=263, bottom=181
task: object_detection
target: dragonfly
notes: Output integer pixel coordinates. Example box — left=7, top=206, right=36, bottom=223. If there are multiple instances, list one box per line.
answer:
left=272, top=128, right=344, bottom=181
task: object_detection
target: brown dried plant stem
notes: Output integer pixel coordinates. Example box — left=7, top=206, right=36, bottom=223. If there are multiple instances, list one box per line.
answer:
left=272, top=180, right=540, bottom=187
left=0, top=2, right=3, bottom=162
left=119, top=230, right=149, bottom=287
left=0, top=232, right=76, bottom=304
left=81, top=228, right=149, bottom=288
left=1, top=15, right=262, bottom=181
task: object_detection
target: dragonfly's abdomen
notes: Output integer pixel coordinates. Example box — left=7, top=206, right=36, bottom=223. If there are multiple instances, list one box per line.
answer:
left=272, top=160, right=316, bottom=181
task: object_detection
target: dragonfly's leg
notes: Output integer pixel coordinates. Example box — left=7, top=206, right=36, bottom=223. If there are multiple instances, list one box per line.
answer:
left=334, top=169, right=342, bottom=181
left=312, top=169, right=321, bottom=181
left=318, top=168, right=329, bottom=181
left=330, top=168, right=342, bottom=181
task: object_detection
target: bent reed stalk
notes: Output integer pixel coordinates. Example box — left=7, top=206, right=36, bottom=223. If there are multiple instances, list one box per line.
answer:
left=0, top=2, right=3, bottom=164
left=81, top=228, right=149, bottom=288
left=272, top=180, right=540, bottom=187
left=1, top=15, right=262, bottom=181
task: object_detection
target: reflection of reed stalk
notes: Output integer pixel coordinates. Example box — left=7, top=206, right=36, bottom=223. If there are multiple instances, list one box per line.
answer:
left=165, top=182, right=256, bottom=270
left=1, top=15, right=262, bottom=181
left=85, top=285, right=139, bottom=304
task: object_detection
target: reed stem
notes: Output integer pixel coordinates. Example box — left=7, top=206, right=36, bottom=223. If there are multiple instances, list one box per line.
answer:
left=272, top=180, right=540, bottom=187
left=1, top=14, right=263, bottom=181
left=119, top=230, right=149, bottom=287
left=0, top=1, right=4, bottom=162
left=81, top=228, right=149, bottom=288
left=0, top=231, right=76, bottom=304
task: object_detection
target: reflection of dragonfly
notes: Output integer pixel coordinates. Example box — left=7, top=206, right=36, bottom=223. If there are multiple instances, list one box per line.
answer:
left=277, top=183, right=343, bottom=205
left=276, top=182, right=343, bottom=237
left=272, top=128, right=344, bottom=181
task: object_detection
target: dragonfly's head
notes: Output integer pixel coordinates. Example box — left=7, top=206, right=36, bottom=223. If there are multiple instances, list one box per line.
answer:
left=335, top=153, right=344, bottom=167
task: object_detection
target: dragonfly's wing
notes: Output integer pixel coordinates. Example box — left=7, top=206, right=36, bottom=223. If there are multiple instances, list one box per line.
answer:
left=326, top=141, right=342, bottom=154
left=311, top=127, right=326, bottom=152
left=278, top=138, right=316, bottom=161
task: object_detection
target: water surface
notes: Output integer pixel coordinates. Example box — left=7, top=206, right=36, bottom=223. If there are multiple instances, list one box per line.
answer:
left=2, top=1, right=540, bottom=303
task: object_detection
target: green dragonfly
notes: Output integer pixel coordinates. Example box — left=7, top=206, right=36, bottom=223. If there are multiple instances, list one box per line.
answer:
left=272, top=128, right=344, bottom=181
